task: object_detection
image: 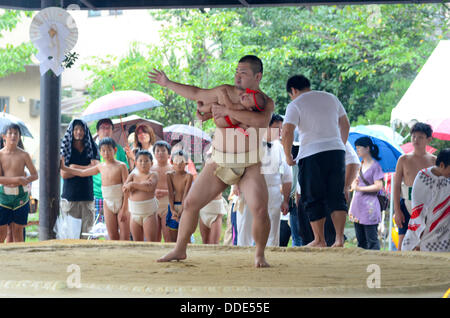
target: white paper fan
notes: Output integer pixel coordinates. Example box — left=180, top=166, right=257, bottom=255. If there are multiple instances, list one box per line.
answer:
left=29, top=7, right=78, bottom=76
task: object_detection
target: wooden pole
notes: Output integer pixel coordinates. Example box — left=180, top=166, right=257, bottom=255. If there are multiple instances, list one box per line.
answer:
left=39, top=0, right=62, bottom=240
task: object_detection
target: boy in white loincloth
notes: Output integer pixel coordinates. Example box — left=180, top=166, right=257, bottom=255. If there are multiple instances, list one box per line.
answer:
left=123, top=150, right=159, bottom=242
left=402, top=148, right=450, bottom=252
left=61, top=137, right=129, bottom=240
left=151, top=141, right=173, bottom=242
left=166, top=150, right=194, bottom=242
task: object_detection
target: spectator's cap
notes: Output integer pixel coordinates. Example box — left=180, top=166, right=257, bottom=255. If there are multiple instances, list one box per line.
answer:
left=96, top=118, right=114, bottom=131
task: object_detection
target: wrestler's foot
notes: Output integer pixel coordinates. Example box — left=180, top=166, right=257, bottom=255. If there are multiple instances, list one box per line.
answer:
left=255, top=255, right=270, bottom=268
left=305, top=240, right=327, bottom=248
left=157, top=249, right=187, bottom=262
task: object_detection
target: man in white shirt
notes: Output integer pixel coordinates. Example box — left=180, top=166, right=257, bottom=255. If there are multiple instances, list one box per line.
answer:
left=281, top=75, right=350, bottom=248
left=237, top=114, right=292, bottom=246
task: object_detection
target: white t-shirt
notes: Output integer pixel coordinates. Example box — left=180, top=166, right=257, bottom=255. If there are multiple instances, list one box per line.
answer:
left=345, top=141, right=361, bottom=166
left=284, top=91, right=347, bottom=161
left=260, top=140, right=292, bottom=187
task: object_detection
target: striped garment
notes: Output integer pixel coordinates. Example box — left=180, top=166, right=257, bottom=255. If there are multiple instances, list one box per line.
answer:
left=402, top=167, right=450, bottom=252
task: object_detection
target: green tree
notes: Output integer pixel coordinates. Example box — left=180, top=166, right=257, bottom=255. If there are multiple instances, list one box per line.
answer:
left=83, top=4, right=449, bottom=133
left=0, top=10, right=35, bottom=78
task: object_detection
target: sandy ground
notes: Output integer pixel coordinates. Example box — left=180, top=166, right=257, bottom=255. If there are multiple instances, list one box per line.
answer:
left=0, top=240, right=448, bottom=298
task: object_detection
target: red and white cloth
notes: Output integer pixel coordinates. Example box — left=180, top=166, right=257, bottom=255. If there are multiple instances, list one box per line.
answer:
left=402, top=167, right=450, bottom=252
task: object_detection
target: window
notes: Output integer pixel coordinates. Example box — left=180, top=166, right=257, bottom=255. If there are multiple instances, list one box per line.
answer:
left=0, top=97, right=9, bottom=113
left=109, top=10, right=123, bottom=16
left=88, top=10, right=101, bottom=17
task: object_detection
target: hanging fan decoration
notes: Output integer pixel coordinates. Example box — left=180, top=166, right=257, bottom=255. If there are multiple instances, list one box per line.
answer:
left=29, top=7, right=78, bottom=76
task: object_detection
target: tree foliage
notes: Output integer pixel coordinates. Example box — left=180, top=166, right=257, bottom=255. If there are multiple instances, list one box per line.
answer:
left=83, top=4, right=449, bottom=134
left=0, top=10, right=35, bottom=78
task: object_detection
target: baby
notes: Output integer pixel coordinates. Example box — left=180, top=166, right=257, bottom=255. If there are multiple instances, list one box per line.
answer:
left=123, top=150, right=159, bottom=242
left=61, top=137, right=129, bottom=240
left=197, top=87, right=266, bottom=135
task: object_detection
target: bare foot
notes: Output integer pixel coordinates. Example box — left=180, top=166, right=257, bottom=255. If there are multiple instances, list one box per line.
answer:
left=306, top=240, right=327, bottom=248
left=255, top=255, right=270, bottom=268
left=331, top=239, right=344, bottom=247
left=157, top=249, right=187, bottom=262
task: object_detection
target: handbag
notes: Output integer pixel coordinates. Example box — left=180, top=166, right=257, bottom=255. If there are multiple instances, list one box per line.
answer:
left=358, top=168, right=389, bottom=211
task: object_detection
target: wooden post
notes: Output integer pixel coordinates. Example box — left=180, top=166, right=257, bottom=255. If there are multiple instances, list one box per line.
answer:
left=38, top=0, right=62, bottom=240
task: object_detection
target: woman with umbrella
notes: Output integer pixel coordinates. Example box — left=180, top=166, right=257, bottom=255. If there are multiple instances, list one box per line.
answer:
left=349, top=136, right=384, bottom=250
left=125, top=124, right=157, bottom=170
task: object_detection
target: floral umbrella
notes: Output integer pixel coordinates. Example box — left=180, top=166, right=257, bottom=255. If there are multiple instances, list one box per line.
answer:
left=81, top=90, right=162, bottom=123
left=163, top=124, right=211, bottom=155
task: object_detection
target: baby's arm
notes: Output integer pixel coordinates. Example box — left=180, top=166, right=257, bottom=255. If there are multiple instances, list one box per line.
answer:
left=197, top=103, right=212, bottom=114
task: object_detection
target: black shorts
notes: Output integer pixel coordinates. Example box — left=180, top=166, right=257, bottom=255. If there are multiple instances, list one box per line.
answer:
left=398, top=198, right=411, bottom=235
left=298, top=150, right=347, bottom=222
left=0, top=202, right=30, bottom=226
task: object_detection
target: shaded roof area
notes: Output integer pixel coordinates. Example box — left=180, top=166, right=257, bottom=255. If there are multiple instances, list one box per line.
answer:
left=0, top=0, right=448, bottom=10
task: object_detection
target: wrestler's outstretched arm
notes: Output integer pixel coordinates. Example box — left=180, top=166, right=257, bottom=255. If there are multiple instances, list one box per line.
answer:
left=149, top=68, right=228, bottom=105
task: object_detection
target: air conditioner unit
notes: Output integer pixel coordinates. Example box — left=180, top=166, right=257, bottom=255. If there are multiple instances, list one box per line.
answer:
left=30, top=99, right=40, bottom=117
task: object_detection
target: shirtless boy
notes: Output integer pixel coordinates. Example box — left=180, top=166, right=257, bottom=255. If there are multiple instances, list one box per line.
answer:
left=123, top=150, right=159, bottom=242
left=0, top=124, right=38, bottom=242
left=166, top=150, right=194, bottom=242
left=61, top=137, right=129, bottom=240
left=393, top=122, right=436, bottom=250
left=149, top=55, right=274, bottom=267
left=151, top=141, right=173, bottom=242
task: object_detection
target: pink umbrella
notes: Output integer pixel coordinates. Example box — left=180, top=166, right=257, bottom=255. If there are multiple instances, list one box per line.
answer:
left=81, top=90, right=162, bottom=122
left=427, top=118, right=450, bottom=141
left=400, top=142, right=437, bottom=154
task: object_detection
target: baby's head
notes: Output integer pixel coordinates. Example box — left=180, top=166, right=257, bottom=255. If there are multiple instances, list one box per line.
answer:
left=240, top=88, right=266, bottom=112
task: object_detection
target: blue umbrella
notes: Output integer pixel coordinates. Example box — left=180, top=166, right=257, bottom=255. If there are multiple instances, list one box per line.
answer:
left=348, top=125, right=404, bottom=173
